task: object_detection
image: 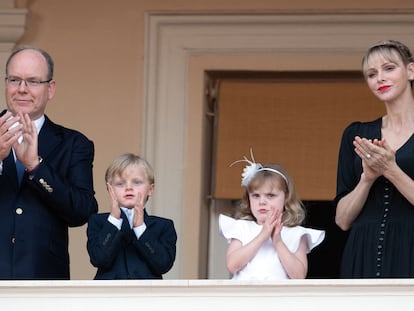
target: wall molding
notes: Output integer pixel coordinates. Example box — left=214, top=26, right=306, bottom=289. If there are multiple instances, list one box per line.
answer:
left=0, top=2, right=27, bottom=108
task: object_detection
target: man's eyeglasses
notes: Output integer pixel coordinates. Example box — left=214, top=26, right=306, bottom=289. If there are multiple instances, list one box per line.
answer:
left=5, top=77, right=52, bottom=88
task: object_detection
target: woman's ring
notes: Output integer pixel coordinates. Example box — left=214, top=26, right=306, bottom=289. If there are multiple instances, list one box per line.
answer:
left=366, top=153, right=371, bottom=159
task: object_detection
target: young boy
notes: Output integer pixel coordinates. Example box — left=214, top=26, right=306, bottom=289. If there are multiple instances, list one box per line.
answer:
left=87, top=153, right=177, bottom=279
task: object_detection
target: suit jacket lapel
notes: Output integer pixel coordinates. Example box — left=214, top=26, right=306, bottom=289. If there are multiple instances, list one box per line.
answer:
left=3, top=150, right=18, bottom=184
left=119, top=209, right=152, bottom=244
left=142, top=209, right=153, bottom=227
left=37, top=116, right=62, bottom=160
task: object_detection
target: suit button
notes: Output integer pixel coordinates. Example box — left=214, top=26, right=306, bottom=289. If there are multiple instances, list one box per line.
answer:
left=16, top=208, right=23, bottom=215
left=12, top=237, right=15, bottom=243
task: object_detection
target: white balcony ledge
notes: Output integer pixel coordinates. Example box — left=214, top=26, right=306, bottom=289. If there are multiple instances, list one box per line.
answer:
left=1, top=279, right=413, bottom=310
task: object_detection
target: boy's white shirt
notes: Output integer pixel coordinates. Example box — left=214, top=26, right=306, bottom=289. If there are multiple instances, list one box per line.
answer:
left=107, top=207, right=147, bottom=239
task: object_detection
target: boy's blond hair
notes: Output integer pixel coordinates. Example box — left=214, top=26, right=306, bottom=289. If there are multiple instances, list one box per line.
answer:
left=105, top=153, right=155, bottom=185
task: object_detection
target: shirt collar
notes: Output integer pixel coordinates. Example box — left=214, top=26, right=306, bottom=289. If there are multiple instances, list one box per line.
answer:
left=33, top=114, right=45, bottom=134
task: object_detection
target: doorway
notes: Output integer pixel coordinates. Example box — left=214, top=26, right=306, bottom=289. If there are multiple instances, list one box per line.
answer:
left=206, top=70, right=383, bottom=278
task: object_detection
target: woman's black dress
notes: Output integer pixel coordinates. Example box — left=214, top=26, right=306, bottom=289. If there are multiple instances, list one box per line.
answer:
left=336, top=118, right=414, bottom=278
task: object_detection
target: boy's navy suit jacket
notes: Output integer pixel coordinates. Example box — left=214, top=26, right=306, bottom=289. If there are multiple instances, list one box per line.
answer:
left=87, top=209, right=177, bottom=279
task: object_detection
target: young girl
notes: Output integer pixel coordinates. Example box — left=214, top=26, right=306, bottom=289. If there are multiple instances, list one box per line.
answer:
left=87, top=153, right=177, bottom=279
left=219, top=152, right=325, bottom=280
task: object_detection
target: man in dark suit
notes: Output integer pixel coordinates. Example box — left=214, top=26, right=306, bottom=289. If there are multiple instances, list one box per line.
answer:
left=0, top=46, right=98, bottom=279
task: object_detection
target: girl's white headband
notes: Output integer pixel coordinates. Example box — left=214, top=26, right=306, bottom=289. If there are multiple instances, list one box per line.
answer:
left=230, top=149, right=289, bottom=187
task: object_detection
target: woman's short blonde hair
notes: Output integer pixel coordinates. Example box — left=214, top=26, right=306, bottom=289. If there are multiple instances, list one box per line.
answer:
left=362, top=40, right=414, bottom=87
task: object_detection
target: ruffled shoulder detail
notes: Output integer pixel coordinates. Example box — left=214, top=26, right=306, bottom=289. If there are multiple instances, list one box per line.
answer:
left=219, top=214, right=250, bottom=243
left=282, top=226, right=325, bottom=253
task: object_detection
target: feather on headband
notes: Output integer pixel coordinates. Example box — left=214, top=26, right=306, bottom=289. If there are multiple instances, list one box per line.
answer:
left=230, top=148, right=289, bottom=187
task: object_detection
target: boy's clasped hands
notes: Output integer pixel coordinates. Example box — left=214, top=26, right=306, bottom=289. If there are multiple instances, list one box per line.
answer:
left=107, top=182, right=145, bottom=228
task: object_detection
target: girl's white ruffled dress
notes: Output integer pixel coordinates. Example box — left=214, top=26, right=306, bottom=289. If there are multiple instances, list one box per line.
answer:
left=219, top=214, right=325, bottom=280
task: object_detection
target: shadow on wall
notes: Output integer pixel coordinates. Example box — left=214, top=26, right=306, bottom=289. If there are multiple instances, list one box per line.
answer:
left=304, top=200, right=349, bottom=279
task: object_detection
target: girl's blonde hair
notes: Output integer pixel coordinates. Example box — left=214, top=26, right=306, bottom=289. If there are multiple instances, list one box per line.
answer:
left=105, top=153, right=155, bottom=185
left=235, top=163, right=305, bottom=227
